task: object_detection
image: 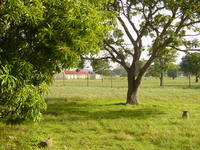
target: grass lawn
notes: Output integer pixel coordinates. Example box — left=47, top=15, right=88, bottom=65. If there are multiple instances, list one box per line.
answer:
left=0, top=77, right=200, bottom=150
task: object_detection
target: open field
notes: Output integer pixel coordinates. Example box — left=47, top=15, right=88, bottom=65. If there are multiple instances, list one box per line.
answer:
left=0, top=77, right=200, bottom=150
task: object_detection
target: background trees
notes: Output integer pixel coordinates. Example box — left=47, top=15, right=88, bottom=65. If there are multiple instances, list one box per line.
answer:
left=167, top=64, right=179, bottom=80
left=149, top=49, right=177, bottom=86
left=91, top=59, right=111, bottom=75
left=112, top=65, right=127, bottom=77
left=0, top=0, right=108, bottom=122
left=180, top=53, right=200, bottom=83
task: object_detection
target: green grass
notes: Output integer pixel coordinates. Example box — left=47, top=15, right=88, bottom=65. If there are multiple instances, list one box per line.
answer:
left=0, top=77, right=200, bottom=150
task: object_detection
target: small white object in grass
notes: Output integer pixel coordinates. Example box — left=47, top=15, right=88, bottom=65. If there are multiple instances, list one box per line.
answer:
left=39, top=138, right=53, bottom=147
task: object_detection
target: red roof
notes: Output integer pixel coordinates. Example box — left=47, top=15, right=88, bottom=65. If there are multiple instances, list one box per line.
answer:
left=65, top=71, right=87, bottom=75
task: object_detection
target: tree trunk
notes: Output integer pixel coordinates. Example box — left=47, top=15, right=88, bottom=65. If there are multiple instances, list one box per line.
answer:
left=195, top=75, right=199, bottom=83
left=126, top=73, right=140, bottom=105
left=188, top=73, right=191, bottom=87
left=160, top=72, right=164, bottom=86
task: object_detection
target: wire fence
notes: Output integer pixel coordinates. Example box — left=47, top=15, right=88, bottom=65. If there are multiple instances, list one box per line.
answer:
left=53, top=77, right=128, bottom=88
left=52, top=76, right=199, bottom=89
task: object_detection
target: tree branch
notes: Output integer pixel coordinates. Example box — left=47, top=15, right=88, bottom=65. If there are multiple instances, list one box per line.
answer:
left=117, top=16, right=137, bottom=48
left=183, top=33, right=200, bottom=37
left=125, top=4, right=139, bottom=36
left=169, top=46, right=200, bottom=53
left=104, top=41, right=129, bottom=71
left=113, top=41, right=134, bottom=57
left=81, top=56, right=113, bottom=61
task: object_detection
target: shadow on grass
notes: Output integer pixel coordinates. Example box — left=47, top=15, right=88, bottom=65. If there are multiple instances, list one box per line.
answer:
left=44, top=100, right=165, bottom=121
left=45, top=97, right=82, bottom=101
left=183, top=85, right=200, bottom=89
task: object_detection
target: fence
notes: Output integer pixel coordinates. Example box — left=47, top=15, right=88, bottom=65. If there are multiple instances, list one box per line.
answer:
left=53, top=76, right=128, bottom=88
left=52, top=76, right=197, bottom=88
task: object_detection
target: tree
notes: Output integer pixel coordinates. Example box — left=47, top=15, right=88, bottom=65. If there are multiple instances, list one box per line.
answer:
left=91, top=59, right=111, bottom=75
left=149, top=49, right=177, bottom=86
left=0, top=0, right=108, bottom=122
left=95, top=0, right=200, bottom=104
left=112, top=65, right=127, bottom=77
left=167, top=64, right=179, bottom=80
left=180, top=54, right=192, bottom=86
left=77, top=59, right=86, bottom=71
left=180, top=53, right=200, bottom=83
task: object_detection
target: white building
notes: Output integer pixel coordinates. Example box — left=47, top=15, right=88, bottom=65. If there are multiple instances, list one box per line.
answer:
left=54, top=70, right=103, bottom=80
left=54, top=70, right=88, bottom=80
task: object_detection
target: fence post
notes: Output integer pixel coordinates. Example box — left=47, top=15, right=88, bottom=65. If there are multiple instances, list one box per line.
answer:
left=188, top=73, right=191, bottom=87
left=102, top=75, right=104, bottom=87
left=62, top=71, right=65, bottom=86
left=111, top=72, right=113, bottom=88
left=87, top=73, right=89, bottom=87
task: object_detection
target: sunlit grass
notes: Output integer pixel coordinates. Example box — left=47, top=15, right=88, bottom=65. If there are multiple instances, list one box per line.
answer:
left=0, top=77, right=200, bottom=150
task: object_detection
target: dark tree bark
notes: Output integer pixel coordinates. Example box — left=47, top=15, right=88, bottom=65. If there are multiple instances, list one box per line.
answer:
left=126, top=72, right=140, bottom=104
left=195, top=75, right=199, bottom=83
left=188, top=73, right=191, bottom=87
left=160, top=72, right=164, bottom=86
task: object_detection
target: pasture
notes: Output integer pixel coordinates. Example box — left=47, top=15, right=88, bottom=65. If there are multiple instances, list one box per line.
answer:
left=1, top=77, right=200, bottom=150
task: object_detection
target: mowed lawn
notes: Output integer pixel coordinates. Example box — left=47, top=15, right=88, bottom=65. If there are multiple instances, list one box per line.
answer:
left=1, top=77, right=200, bottom=150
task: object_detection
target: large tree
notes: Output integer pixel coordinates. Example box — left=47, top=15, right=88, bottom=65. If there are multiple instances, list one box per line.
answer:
left=92, top=0, right=200, bottom=104
left=0, top=0, right=108, bottom=122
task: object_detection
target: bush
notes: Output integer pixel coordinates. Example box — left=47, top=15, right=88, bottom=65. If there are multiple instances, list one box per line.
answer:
left=0, top=63, right=47, bottom=123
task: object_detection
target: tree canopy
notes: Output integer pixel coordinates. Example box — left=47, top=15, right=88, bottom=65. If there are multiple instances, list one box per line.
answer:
left=167, top=64, right=179, bottom=79
left=0, top=0, right=109, bottom=123
left=91, top=59, right=111, bottom=75
left=149, top=49, right=177, bottom=77
left=180, top=52, right=200, bottom=82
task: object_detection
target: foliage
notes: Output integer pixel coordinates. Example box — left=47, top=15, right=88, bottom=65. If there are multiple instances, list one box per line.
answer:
left=112, top=65, right=127, bottom=77
left=77, top=59, right=85, bottom=70
left=0, top=56, right=48, bottom=123
left=167, top=64, right=180, bottom=79
left=149, top=49, right=177, bottom=77
left=0, top=0, right=109, bottom=122
left=180, top=53, right=200, bottom=78
left=91, top=59, right=111, bottom=75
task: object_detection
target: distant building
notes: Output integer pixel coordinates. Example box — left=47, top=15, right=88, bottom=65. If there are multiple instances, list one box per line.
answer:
left=64, top=71, right=88, bottom=79
left=54, top=70, right=103, bottom=80
left=54, top=70, right=88, bottom=80
left=90, top=74, right=102, bottom=79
